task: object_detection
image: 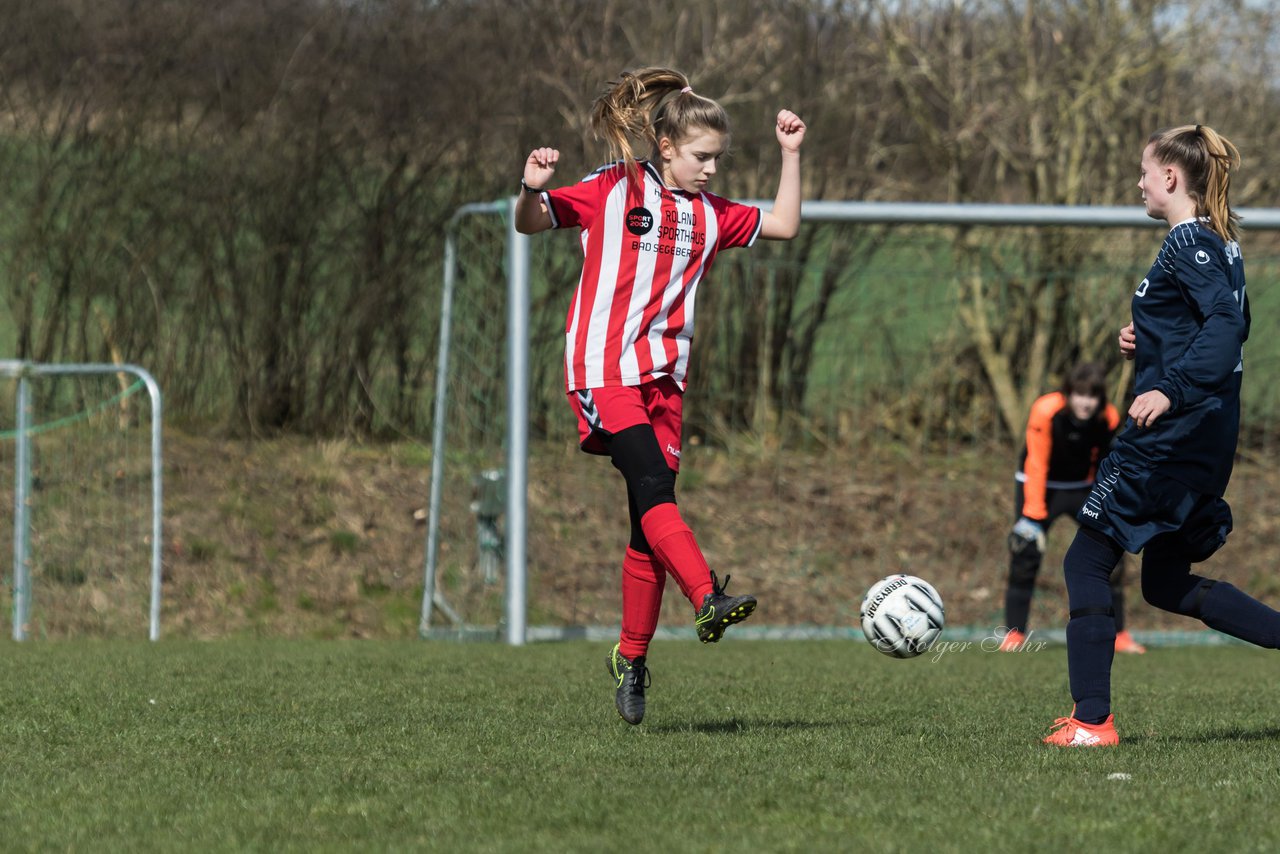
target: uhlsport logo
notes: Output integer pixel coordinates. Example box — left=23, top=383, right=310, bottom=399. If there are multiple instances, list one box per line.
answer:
left=1195, top=249, right=1211, bottom=265
left=626, top=207, right=654, bottom=236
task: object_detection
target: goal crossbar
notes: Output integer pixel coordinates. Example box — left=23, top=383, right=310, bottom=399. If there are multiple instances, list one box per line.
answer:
left=422, top=200, right=1280, bottom=646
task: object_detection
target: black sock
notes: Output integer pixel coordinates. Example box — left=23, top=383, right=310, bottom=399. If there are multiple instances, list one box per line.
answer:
left=1195, top=581, right=1280, bottom=648
left=1067, top=614, right=1116, bottom=724
left=1063, top=529, right=1122, bottom=724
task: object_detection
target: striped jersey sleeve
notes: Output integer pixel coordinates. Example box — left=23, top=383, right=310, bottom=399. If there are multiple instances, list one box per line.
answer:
left=543, top=164, right=624, bottom=230
left=704, top=194, right=762, bottom=249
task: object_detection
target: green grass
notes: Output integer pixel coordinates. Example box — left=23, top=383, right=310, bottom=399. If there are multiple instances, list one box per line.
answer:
left=0, top=640, right=1278, bottom=851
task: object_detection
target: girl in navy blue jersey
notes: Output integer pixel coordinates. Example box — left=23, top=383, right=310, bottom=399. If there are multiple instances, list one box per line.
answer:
left=1044, top=124, right=1280, bottom=747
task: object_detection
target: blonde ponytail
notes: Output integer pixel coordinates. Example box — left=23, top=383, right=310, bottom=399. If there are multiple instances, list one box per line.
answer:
left=1198, top=125, right=1242, bottom=243
left=1149, top=124, right=1242, bottom=243
left=589, top=67, right=731, bottom=177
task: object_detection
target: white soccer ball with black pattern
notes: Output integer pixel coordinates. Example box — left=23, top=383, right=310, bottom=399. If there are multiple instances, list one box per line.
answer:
left=859, top=575, right=945, bottom=659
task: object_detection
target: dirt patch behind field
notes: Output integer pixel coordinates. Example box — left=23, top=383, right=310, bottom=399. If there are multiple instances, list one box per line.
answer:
left=11, top=433, right=1280, bottom=638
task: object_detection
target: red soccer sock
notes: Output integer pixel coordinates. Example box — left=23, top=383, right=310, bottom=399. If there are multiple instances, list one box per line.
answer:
left=640, top=503, right=715, bottom=608
left=619, top=548, right=665, bottom=661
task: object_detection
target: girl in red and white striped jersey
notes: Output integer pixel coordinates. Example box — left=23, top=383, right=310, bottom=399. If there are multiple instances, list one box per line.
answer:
left=515, top=66, right=805, bottom=724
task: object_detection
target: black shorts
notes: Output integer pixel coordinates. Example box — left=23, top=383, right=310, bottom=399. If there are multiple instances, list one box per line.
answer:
left=1077, top=453, right=1232, bottom=561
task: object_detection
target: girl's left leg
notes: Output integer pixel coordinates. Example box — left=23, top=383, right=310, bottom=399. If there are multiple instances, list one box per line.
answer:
left=1141, top=535, right=1280, bottom=648
left=607, top=424, right=715, bottom=607
left=608, top=422, right=754, bottom=643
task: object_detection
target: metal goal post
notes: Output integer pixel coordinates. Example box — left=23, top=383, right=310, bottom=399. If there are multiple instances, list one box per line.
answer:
left=422, top=200, right=1280, bottom=646
left=1, top=361, right=163, bottom=641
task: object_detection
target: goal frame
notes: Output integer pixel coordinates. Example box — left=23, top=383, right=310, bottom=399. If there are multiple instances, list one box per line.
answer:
left=423, top=200, right=1280, bottom=646
left=2, top=360, right=164, bottom=641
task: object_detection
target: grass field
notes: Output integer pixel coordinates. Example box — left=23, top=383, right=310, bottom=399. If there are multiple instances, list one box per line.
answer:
left=2, top=639, right=1279, bottom=851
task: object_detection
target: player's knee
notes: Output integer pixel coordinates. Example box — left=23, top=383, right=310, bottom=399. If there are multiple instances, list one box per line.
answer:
left=609, top=425, right=675, bottom=515
left=1063, top=527, right=1122, bottom=587
left=1143, top=574, right=1212, bottom=617
left=1141, top=576, right=1182, bottom=613
left=632, top=470, right=676, bottom=515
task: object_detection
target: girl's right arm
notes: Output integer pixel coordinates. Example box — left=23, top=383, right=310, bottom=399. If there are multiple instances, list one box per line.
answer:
left=515, top=147, right=560, bottom=234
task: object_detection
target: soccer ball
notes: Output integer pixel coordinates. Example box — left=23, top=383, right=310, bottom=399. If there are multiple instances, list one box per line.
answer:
left=859, top=575, right=945, bottom=659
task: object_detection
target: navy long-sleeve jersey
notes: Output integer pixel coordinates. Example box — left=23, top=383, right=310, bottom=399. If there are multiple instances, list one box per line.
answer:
left=1116, top=218, right=1250, bottom=497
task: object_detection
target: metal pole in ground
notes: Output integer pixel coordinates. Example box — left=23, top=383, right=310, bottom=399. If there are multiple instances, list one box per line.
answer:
left=505, top=201, right=530, bottom=646
left=12, top=367, right=32, bottom=641
left=136, top=368, right=164, bottom=642
left=420, top=202, right=505, bottom=637
left=422, top=226, right=459, bottom=636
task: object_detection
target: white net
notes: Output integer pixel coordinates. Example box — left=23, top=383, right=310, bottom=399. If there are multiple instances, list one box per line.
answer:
left=0, top=368, right=159, bottom=638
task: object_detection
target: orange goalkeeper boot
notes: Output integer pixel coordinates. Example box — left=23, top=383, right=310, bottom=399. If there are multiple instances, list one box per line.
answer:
left=998, top=628, right=1028, bottom=652
left=1114, top=630, right=1147, bottom=654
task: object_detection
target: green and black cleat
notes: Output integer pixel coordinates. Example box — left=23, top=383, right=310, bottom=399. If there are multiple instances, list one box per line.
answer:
left=606, top=643, right=650, bottom=725
left=694, top=571, right=757, bottom=643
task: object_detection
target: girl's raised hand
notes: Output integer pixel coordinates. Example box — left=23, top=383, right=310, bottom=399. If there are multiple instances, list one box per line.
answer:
left=524, top=147, right=560, bottom=191
left=775, top=110, right=806, bottom=153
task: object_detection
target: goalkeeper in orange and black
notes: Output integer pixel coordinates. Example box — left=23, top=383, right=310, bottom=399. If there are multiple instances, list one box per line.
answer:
left=1000, top=362, right=1145, bottom=654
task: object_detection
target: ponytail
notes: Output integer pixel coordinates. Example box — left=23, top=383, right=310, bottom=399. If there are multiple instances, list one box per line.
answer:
left=589, top=67, right=731, bottom=177
left=1149, top=124, right=1242, bottom=243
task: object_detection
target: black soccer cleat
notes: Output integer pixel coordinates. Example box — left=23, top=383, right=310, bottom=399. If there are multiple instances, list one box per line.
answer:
left=694, top=571, right=757, bottom=643
left=606, top=643, right=650, bottom=725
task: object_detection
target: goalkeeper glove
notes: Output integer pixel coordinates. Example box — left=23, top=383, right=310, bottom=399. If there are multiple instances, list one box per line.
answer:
left=1008, top=517, right=1046, bottom=556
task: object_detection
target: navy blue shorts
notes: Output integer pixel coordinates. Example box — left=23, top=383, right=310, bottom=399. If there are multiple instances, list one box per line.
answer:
left=1077, top=453, right=1232, bottom=560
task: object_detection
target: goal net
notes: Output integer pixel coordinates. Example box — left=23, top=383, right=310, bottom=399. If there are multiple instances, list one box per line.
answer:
left=0, top=363, right=162, bottom=639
